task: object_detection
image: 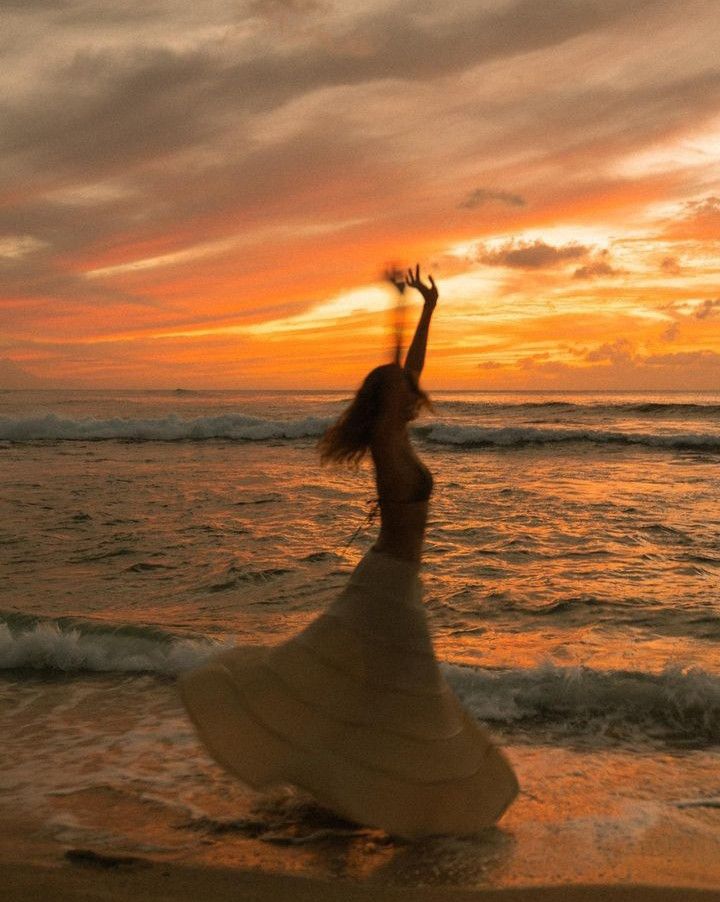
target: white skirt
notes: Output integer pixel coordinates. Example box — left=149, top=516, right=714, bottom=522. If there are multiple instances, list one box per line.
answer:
left=179, top=548, right=518, bottom=837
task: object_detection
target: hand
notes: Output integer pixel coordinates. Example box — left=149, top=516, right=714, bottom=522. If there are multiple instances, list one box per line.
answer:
left=406, top=264, right=438, bottom=309
left=384, top=265, right=406, bottom=295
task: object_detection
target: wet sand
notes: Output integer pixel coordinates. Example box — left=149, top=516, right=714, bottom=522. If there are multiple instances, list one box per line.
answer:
left=6, top=859, right=720, bottom=902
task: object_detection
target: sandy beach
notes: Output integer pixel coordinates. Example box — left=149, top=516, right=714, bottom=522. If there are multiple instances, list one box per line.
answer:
left=3, top=801, right=719, bottom=902
left=6, top=858, right=720, bottom=902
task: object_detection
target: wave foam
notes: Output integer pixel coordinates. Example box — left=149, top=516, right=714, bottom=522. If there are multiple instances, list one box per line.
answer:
left=2, top=618, right=718, bottom=745
left=445, top=660, right=720, bottom=746
left=423, top=423, right=720, bottom=452
left=1, top=412, right=718, bottom=452
left=0, top=620, right=220, bottom=675
left=436, top=400, right=720, bottom=417
left=0, top=412, right=330, bottom=442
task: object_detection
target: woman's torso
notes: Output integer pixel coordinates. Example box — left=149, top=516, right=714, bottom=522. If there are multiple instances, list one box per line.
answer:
left=370, top=440, right=433, bottom=562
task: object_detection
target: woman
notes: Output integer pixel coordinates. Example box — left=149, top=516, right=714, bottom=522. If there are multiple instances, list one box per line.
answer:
left=180, top=266, right=518, bottom=837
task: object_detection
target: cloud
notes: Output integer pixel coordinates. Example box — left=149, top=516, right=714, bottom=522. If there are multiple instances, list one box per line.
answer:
left=0, top=235, right=47, bottom=258
left=694, top=298, right=720, bottom=320
left=585, top=338, right=635, bottom=365
left=476, top=354, right=575, bottom=375
left=479, top=240, right=589, bottom=269
left=662, top=321, right=680, bottom=341
left=663, top=195, right=720, bottom=240
left=572, top=259, right=622, bottom=279
left=228, top=0, right=668, bottom=110
left=660, top=255, right=681, bottom=275
left=1, top=47, right=222, bottom=182
left=459, top=188, right=526, bottom=210
left=691, top=196, right=720, bottom=213
left=248, top=0, right=327, bottom=17
left=3, top=0, right=720, bottom=386
left=0, top=1, right=663, bottom=183
left=644, top=349, right=720, bottom=368
left=0, top=227, right=162, bottom=337
left=477, top=341, right=720, bottom=390
left=6, top=0, right=710, bottom=207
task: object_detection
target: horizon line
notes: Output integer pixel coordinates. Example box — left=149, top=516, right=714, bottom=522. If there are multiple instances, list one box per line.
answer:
left=1, top=386, right=718, bottom=394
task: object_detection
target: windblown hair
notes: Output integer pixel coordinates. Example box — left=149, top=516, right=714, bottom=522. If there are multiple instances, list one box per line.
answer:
left=318, top=364, right=430, bottom=467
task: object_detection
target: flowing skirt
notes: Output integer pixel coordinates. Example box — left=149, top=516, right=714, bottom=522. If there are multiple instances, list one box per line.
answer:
left=179, top=548, right=518, bottom=837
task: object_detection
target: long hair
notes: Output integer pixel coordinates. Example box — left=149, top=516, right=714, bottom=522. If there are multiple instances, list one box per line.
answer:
left=318, top=364, right=430, bottom=467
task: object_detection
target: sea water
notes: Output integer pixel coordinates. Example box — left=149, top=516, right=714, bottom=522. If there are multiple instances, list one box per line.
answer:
left=1, top=388, right=719, bottom=886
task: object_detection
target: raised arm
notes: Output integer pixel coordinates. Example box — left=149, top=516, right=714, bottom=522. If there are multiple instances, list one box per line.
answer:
left=404, top=265, right=438, bottom=378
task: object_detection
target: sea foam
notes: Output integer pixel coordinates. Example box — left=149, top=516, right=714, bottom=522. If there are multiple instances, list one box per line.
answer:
left=0, top=620, right=219, bottom=675
left=423, top=423, right=720, bottom=452
left=2, top=618, right=718, bottom=746
left=1, top=412, right=718, bottom=452
left=0, top=412, right=331, bottom=442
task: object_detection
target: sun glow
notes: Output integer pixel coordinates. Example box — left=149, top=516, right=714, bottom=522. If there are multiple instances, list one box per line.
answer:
left=3, top=0, right=720, bottom=389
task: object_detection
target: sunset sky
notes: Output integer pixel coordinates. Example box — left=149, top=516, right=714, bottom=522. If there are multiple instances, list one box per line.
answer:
left=1, top=0, right=719, bottom=389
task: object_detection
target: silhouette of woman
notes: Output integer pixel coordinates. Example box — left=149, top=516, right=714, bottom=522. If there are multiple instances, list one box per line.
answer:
left=180, top=266, right=518, bottom=837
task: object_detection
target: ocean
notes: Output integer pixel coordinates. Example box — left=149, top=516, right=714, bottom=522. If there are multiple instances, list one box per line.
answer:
left=1, top=388, right=719, bottom=887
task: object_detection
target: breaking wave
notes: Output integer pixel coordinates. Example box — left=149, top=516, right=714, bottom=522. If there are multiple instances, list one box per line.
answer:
left=0, top=412, right=331, bottom=442
left=445, top=660, right=720, bottom=747
left=0, top=616, right=219, bottom=676
left=421, top=423, right=720, bottom=452
left=1, top=412, right=719, bottom=452
left=2, top=617, right=718, bottom=746
left=437, top=400, right=720, bottom=417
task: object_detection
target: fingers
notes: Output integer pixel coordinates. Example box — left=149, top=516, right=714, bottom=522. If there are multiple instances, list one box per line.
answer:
left=399, top=262, right=437, bottom=294
left=406, top=263, right=422, bottom=287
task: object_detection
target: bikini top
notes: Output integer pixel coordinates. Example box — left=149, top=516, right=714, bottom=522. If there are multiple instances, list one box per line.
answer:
left=406, top=460, right=433, bottom=503
left=378, top=459, right=433, bottom=505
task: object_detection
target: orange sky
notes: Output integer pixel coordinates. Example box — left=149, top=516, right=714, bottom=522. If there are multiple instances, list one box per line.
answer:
left=1, top=0, right=719, bottom=389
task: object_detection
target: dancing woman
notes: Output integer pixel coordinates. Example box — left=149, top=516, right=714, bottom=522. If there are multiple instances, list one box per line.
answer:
left=180, top=267, right=518, bottom=837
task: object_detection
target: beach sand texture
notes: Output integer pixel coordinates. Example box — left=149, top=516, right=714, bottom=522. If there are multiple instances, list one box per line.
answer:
left=5, top=860, right=720, bottom=902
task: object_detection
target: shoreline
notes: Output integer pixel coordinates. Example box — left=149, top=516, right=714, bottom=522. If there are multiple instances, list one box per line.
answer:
left=6, top=860, right=720, bottom=902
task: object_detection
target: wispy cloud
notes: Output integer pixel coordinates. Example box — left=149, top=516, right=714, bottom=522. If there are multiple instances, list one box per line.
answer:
left=585, top=338, right=636, bottom=365
left=2, top=0, right=720, bottom=386
left=479, top=240, right=589, bottom=269
left=694, top=298, right=720, bottom=320
left=459, top=188, right=526, bottom=210
left=573, top=255, right=624, bottom=279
